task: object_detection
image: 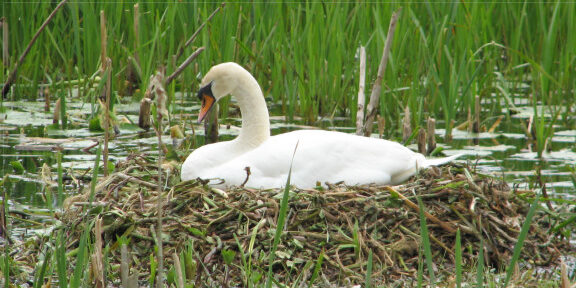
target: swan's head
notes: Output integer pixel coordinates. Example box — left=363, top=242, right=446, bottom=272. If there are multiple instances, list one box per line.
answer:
left=197, top=62, right=244, bottom=123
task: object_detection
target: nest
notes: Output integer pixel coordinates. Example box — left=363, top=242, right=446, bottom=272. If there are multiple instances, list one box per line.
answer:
left=59, top=153, right=570, bottom=286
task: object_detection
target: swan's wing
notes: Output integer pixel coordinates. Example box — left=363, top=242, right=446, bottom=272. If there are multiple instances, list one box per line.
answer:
left=230, top=130, right=426, bottom=188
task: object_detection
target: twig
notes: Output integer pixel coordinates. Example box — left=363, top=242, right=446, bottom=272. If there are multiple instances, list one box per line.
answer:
left=240, top=166, right=251, bottom=187
left=166, top=47, right=205, bottom=85
left=2, top=0, right=68, bottom=98
left=175, top=3, right=225, bottom=60
left=363, top=8, right=401, bottom=136
left=384, top=186, right=457, bottom=234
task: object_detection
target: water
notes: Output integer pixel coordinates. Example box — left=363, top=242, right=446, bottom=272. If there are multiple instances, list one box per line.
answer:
left=1, top=92, right=575, bottom=223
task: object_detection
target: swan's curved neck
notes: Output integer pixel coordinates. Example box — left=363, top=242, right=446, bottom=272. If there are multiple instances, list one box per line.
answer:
left=232, top=72, right=270, bottom=147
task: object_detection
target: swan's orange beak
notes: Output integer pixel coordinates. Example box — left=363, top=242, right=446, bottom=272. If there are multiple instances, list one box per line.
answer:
left=198, top=94, right=215, bottom=123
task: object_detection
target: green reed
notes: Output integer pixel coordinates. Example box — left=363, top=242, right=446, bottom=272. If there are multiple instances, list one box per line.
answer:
left=4, top=2, right=576, bottom=136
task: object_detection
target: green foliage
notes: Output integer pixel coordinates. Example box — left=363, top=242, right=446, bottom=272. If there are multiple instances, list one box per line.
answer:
left=221, top=249, right=236, bottom=265
left=9, top=161, right=25, bottom=174
left=3, top=2, right=575, bottom=136
left=88, top=117, right=103, bottom=132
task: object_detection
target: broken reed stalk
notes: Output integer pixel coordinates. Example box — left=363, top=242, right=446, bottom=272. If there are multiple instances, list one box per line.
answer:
left=402, top=106, right=411, bottom=143
left=53, top=98, right=61, bottom=125
left=175, top=3, right=225, bottom=60
left=363, top=8, right=401, bottom=137
left=91, top=217, right=105, bottom=288
left=418, top=128, right=426, bottom=155
left=1, top=0, right=68, bottom=98
left=101, top=10, right=111, bottom=177
left=427, top=117, right=436, bottom=155
left=2, top=17, right=8, bottom=67
left=138, top=98, right=152, bottom=130
left=356, top=46, right=366, bottom=135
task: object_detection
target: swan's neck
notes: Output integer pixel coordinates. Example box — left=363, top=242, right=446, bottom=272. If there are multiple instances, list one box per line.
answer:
left=232, top=74, right=270, bottom=148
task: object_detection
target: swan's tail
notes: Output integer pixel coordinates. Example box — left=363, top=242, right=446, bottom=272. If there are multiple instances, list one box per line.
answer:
left=422, top=153, right=464, bottom=168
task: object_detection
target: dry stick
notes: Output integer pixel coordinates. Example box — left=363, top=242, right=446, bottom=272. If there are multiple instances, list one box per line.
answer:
left=363, top=8, right=401, bottom=137
left=175, top=2, right=225, bottom=60
left=2, top=17, right=9, bottom=67
left=165, top=47, right=205, bottom=85
left=1, top=0, right=68, bottom=98
left=356, top=46, right=366, bottom=135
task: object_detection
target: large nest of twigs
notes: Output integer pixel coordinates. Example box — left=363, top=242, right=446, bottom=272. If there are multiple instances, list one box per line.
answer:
left=60, top=153, right=571, bottom=286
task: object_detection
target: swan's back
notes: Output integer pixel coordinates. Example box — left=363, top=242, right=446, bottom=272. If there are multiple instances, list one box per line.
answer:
left=189, top=130, right=427, bottom=188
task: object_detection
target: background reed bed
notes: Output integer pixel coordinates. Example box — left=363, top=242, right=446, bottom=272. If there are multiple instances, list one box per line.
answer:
left=2, top=2, right=575, bottom=138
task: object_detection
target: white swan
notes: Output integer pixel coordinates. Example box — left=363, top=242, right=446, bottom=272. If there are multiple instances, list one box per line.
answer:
left=181, top=62, right=460, bottom=189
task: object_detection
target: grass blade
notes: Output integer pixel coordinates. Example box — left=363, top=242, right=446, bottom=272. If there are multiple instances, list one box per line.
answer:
left=503, top=195, right=540, bottom=287
left=266, top=141, right=299, bottom=288
left=55, top=231, right=68, bottom=288
left=70, top=220, right=94, bottom=287
left=88, top=144, right=101, bottom=204
left=308, top=248, right=324, bottom=286
left=33, top=249, right=51, bottom=288
left=365, top=250, right=373, bottom=288
left=417, top=196, right=435, bottom=285
left=476, top=238, right=484, bottom=288
left=455, top=229, right=462, bottom=288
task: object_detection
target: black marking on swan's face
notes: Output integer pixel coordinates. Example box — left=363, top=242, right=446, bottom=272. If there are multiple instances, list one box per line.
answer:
left=197, top=81, right=216, bottom=123
left=197, top=81, right=214, bottom=101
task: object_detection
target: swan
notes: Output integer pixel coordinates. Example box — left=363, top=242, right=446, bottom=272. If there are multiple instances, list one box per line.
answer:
left=181, top=62, right=460, bottom=189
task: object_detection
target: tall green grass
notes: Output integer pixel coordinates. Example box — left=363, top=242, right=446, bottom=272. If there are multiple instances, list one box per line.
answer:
left=4, top=2, right=575, bottom=138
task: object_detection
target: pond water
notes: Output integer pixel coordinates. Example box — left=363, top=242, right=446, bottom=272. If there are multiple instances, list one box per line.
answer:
left=1, top=92, right=575, bottom=224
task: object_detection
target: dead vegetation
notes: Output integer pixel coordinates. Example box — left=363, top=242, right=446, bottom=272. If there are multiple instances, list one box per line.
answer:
left=56, top=153, right=571, bottom=286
